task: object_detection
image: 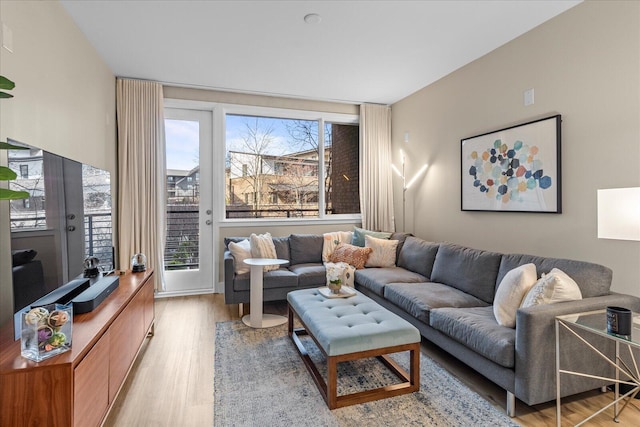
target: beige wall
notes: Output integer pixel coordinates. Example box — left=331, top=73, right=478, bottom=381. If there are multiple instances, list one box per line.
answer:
left=0, top=1, right=116, bottom=325
left=391, top=1, right=640, bottom=296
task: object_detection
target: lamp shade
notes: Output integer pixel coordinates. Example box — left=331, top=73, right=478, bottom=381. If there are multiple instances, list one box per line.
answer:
left=597, top=187, right=640, bottom=241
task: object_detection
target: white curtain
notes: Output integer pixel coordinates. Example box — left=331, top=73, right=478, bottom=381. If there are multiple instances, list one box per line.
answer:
left=116, top=78, right=166, bottom=291
left=359, top=104, right=395, bottom=232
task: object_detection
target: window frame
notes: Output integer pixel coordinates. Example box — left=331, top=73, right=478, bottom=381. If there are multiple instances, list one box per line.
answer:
left=163, top=98, right=360, bottom=227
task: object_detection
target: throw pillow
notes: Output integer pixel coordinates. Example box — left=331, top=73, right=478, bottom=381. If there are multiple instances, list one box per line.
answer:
left=492, top=263, right=537, bottom=328
left=329, top=243, right=373, bottom=269
left=228, top=240, right=251, bottom=274
left=351, top=227, right=392, bottom=247
left=249, top=232, right=280, bottom=272
left=322, top=231, right=353, bottom=263
left=364, top=235, right=399, bottom=268
left=520, top=268, right=583, bottom=308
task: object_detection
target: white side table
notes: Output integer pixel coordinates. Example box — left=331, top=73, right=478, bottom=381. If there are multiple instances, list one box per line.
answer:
left=242, top=258, right=289, bottom=328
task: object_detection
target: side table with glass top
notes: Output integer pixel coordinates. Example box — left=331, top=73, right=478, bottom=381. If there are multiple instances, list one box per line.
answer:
left=555, top=309, right=640, bottom=426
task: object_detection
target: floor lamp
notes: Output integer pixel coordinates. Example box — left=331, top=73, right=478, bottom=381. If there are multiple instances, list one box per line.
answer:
left=392, top=149, right=428, bottom=232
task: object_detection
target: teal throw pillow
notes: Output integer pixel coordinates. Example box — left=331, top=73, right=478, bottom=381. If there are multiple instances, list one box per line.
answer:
left=351, top=227, right=392, bottom=247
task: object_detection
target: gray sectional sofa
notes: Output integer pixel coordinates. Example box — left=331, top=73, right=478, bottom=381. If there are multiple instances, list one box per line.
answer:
left=223, top=233, right=640, bottom=415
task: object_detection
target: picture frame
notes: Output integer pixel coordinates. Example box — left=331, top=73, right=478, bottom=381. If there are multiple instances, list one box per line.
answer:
left=461, top=115, right=561, bottom=213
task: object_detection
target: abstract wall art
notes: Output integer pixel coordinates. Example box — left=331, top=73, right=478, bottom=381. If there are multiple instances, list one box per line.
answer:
left=461, top=115, right=561, bottom=213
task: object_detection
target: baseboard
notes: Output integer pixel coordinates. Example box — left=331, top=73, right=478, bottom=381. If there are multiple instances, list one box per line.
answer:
left=155, top=288, right=217, bottom=299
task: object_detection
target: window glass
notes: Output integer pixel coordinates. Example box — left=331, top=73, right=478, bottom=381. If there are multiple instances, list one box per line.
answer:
left=225, top=113, right=359, bottom=219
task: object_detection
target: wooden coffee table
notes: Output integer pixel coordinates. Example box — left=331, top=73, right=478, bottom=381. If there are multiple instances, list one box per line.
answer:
left=287, top=288, right=421, bottom=409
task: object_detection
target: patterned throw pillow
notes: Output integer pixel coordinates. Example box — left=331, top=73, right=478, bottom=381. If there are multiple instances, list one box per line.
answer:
left=322, top=231, right=353, bottom=263
left=364, top=235, right=399, bottom=268
left=249, top=232, right=280, bottom=272
left=228, top=239, right=251, bottom=274
left=520, top=268, right=582, bottom=308
left=328, top=243, right=373, bottom=269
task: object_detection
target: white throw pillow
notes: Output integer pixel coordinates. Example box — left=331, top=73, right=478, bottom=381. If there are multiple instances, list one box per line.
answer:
left=228, top=239, right=251, bottom=274
left=364, top=235, right=399, bottom=268
left=493, top=263, right=537, bottom=328
left=322, top=231, right=353, bottom=263
left=520, top=268, right=583, bottom=308
left=249, top=232, right=280, bottom=272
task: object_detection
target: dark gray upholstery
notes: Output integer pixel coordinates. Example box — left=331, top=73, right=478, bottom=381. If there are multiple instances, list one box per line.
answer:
left=289, top=234, right=324, bottom=265
left=430, top=306, right=515, bottom=368
left=288, top=264, right=326, bottom=287
left=271, top=236, right=291, bottom=261
left=384, top=282, right=488, bottom=324
left=497, top=253, right=613, bottom=298
left=355, top=267, right=427, bottom=296
left=430, top=243, right=502, bottom=304
left=396, top=236, right=439, bottom=278
left=232, top=268, right=298, bottom=292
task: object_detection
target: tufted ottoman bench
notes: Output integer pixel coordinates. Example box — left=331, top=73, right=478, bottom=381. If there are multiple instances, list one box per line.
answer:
left=287, top=288, right=421, bottom=409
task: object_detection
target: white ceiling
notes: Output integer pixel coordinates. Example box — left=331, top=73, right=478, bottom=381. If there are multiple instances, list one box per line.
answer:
left=60, top=0, right=581, bottom=105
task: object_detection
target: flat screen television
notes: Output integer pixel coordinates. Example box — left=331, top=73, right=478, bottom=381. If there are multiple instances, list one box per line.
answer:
left=7, top=139, right=115, bottom=314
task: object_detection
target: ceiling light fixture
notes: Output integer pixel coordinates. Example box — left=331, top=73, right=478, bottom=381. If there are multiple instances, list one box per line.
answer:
left=304, top=13, right=322, bottom=24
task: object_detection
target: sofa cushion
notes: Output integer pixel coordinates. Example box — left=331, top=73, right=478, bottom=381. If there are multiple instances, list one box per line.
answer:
left=397, top=237, right=439, bottom=278
left=250, top=232, right=279, bottom=272
left=430, top=243, right=502, bottom=304
left=271, top=236, right=290, bottom=261
left=289, top=234, right=324, bottom=265
left=383, top=282, right=489, bottom=324
left=329, top=243, right=372, bottom=269
left=497, top=253, right=612, bottom=298
left=288, top=263, right=326, bottom=287
left=351, top=227, right=392, bottom=247
left=232, top=268, right=298, bottom=292
left=356, top=267, right=427, bottom=296
left=322, top=231, right=353, bottom=262
left=493, top=263, right=537, bottom=328
left=430, top=306, right=516, bottom=368
left=365, top=235, right=399, bottom=268
left=228, top=239, right=252, bottom=274
left=520, top=268, right=582, bottom=307
left=389, top=232, right=412, bottom=260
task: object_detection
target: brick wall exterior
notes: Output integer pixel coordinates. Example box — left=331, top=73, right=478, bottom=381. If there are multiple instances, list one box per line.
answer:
left=330, top=124, right=360, bottom=214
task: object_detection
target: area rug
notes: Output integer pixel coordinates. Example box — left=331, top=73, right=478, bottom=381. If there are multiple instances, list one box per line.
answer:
left=214, top=321, right=520, bottom=427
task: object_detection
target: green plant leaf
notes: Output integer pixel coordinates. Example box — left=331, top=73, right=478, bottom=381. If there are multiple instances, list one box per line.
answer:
left=0, top=92, right=14, bottom=99
left=0, top=141, right=28, bottom=150
left=0, top=75, right=15, bottom=90
left=0, top=188, right=29, bottom=200
left=0, top=166, right=17, bottom=180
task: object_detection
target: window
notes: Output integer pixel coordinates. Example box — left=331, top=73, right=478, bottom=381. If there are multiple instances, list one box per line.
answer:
left=20, top=165, right=28, bottom=178
left=225, top=111, right=359, bottom=220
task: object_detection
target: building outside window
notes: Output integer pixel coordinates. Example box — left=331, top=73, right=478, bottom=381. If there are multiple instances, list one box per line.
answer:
left=225, top=113, right=360, bottom=219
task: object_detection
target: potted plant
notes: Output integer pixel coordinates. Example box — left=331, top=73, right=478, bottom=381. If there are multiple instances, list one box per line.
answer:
left=0, top=75, right=29, bottom=200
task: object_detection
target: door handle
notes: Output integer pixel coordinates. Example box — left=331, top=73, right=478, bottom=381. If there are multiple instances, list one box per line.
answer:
left=205, top=219, right=212, bottom=226
left=67, top=225, right=76, bottom=232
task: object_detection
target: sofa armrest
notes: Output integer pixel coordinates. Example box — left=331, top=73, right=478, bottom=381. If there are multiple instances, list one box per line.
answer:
left=514, top=293, right=640, bottom=405
left=223, top=250, right=236, bottom=304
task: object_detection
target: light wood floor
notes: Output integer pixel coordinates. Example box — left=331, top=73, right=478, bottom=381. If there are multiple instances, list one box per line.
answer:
left=104, top=294, right=640, bottom=426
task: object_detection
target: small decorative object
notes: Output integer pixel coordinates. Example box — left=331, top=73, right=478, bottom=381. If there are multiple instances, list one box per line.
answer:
left=131, top=253, right=147, bottom=272
left=21, top=303, right=72, bottom=362
left=606, top=306, right=632, bottom=337
left=461, top=114, right=561, bottom=213
left=83, top=256, right=100, bottom=278
left=326, top=264, right=343, bottom=294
